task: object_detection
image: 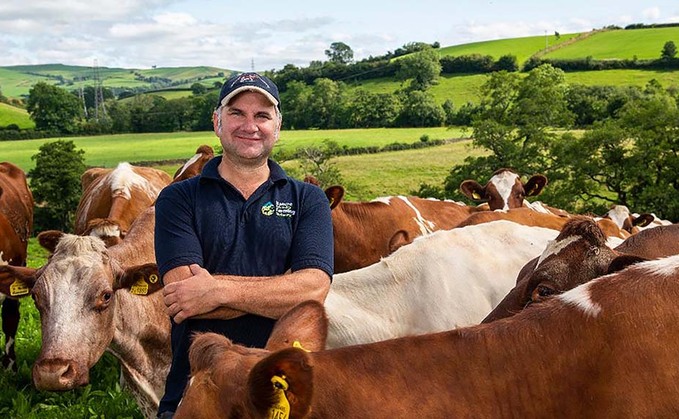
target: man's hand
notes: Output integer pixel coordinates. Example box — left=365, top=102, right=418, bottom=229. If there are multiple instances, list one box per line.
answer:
left=162, top=264, right=223, bottom=324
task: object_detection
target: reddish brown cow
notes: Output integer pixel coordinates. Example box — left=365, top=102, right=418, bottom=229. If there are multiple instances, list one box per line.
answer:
left=325, top=186, right=482, bottom=272
left=172, top=145, right=214, bottom=183
left=0, top=206, right=169, bottom=418
left=483, top=217, right=679, bottom=322
left=74, top=162, right=172, bottom=246
left=0, top=161, right=33, bottom=371
left=176, top=258, right=679, bottom=418
left=457, top=207, right=630, bottom=242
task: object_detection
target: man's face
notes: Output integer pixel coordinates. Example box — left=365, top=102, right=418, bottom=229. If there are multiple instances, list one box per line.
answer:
left=214, top=91, right=280, bottom=165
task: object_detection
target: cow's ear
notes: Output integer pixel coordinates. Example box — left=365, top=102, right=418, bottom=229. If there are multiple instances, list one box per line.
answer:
left=607, top=254, right=647, bottom=274
left=459, top=180, right=486, bottom=201
left=266, top=300, right=328, bottom=352
left=114, top=263, right=162, bottom=295
left=524, top=174, right=548, bottom=197
left=248, top=348, right=313, bottom=419
left=632, top=213, right=654, bottom=228
left=37, top=230, right=64, bottom=254
left=324, top=186, right=344, bottom=210
left=388, top=230, right=410, bottom=254
left=0, top=266, right=37, bottom=298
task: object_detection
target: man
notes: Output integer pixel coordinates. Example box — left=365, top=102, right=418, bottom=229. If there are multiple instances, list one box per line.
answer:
left=154, top=72, right=334, bottom=418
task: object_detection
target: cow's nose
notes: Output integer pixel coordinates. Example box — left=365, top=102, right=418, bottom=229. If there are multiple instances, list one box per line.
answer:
left=32, top=358, right=87, bottom=390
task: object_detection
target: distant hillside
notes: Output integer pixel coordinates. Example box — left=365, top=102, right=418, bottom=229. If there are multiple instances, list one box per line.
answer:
left=0, top=63, right=233, bottom=99
left=544, top=27, right=679, bottom=60
left=438, top=32, right=582, bottom=65
left=0, top=102, right=33, bottom=129
left=1, top=25, right=677, bottom=107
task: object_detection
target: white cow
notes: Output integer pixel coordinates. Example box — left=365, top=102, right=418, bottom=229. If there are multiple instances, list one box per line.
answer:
left=325, top=220, right=559, bottom=348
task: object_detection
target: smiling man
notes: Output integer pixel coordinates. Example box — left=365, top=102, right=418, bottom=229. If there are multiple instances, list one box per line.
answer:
left=153, top=72, right=334, bottom=418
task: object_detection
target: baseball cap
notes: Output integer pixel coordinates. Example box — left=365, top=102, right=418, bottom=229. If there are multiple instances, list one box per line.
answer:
left=217, top=72, right=280, bottom=109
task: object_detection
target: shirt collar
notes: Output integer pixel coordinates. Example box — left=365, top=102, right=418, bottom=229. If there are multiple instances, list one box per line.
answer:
left=200, top=156, right=288, bottom=185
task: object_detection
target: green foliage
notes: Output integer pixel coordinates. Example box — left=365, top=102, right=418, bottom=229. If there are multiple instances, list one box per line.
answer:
left=440, top=64, right=574, bottom=202
left=26, top=82, right=83, bottom=133
left=397, top=90, right=445, bottom=127
left=396, top=46, right=442, bottom=92
left=294, top=140, right=345, bottom=188
left=661, top=40, right=677, bottom=60
left=29, top=140, right=86, bottom=231
left=324, top=42, right=354, bottom=65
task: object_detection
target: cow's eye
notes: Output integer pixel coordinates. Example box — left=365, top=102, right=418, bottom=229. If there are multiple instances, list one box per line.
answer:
left=95, top=290, right=114, bottom=311
left=531, top=284, right=556, bottom=303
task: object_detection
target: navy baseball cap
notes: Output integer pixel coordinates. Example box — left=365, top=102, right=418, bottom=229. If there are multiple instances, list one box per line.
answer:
left=217, top=72, right=280, bottom=109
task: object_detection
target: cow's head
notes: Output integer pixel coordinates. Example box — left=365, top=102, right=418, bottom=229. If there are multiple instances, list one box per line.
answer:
left=603, top=205, right=655, bottom=234
left=174, top=300, right=327, bottom=419
left=460, top=169, right=547, bottom=211
left=0, top=233, right=162, bottom=391
left=483, top=216, right=644, bottom=322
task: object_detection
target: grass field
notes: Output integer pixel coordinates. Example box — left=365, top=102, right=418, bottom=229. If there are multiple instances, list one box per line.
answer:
left=0, top=103, right=34, bottom=129
left=438, top=32, right=581, bottom=65
left=0, top=127, right=467, bottom=173
left=545, top=27, right=679, bottom=60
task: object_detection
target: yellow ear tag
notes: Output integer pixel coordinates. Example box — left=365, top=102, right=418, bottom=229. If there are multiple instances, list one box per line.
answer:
left=9, top=279, right=29, bottom=297
left=149, top=274, right=159, bottom=284
left=268, top=375, right=290, bottom=419
left=472, top=192, right=481, bottom=200
left=328, top=197, right=334, bottom=207
left=130, top=277, right=149, bottom=295
left=292, top=341, right=310, bottom=352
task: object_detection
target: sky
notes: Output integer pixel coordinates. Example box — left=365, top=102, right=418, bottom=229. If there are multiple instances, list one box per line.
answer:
left=1, top=1, right=678, bottom=72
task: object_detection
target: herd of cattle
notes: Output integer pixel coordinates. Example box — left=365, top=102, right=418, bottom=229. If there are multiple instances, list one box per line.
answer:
left=1, top=147, right=679, bottom=417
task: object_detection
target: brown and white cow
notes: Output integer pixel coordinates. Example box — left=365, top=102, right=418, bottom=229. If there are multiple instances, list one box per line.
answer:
left=74, top=162, right=172, bottom=246
left=0, top=206, right=169, bottom=419
left=176, top=256, right=679, bottom=418
left=325, top=186, right=483, bottom=273
left=601, top=204, right=672, bottom=234
left=460, top=168, right=549, bottom=211
left=324, top=220, right=557, bottom=348
left=483, top=217, right=679, bottom=322
left=0, top=161, right=34, bottom=371
left=172, top=145, right=214, bottom=183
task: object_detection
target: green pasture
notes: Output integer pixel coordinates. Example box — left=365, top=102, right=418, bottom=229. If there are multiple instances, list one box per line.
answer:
left=0, top=127, right=467, bottom=173
left=438, top=32, right=581, bottom=64
left=545, top=27, right=679, bottom=60
left=0, top=103, right=34, bottom=129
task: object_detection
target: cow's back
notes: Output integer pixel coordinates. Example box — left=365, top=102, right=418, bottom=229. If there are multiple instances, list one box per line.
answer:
left=74, top=163, right=171, bottom=238
left=0, top=162, right=33, bottom=265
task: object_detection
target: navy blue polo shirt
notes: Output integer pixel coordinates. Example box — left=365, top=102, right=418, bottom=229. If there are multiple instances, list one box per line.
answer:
left=154, top=156, right=333, bottom=414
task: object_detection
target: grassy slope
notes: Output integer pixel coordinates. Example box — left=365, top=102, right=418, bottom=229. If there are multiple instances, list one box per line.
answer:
left=438, top=32, right=581, bottom=64
left=545, top=27, right=679, bottom=60
left=0, top=103, right=34, bottom=129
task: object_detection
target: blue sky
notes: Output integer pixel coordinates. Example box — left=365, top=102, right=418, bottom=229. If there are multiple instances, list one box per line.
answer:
left=1, top=1, right=678, bottom=71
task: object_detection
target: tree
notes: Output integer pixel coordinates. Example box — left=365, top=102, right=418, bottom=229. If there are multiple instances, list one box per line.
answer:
left=27, top=82, right=83, bottom=133
left=396, top=46, right=441, bottom=92
left=190, top=82, right=207, bottom=95
left=29, top=140, right=86, bottom=231
left=493, top=54, right=519, bottom=72
left=325, top=42, right=354, bottom=65
left=397, top=90, right=445, bottom=127
left=661, top=40, right=677, bottom=60
left=438, top=64, right=573, bottom=202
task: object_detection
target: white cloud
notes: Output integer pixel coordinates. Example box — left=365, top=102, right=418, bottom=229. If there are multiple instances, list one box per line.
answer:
left=643, top=7, right=661, bottom=20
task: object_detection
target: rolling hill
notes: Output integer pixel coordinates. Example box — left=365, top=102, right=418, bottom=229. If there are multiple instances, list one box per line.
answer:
left=1, top=25, right=677, bottom=113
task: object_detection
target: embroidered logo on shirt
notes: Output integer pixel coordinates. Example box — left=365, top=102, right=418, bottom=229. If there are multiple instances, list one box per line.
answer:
left=261, top=202, right=275, bottom=216
left=261, top=201, right=296, bottom=218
